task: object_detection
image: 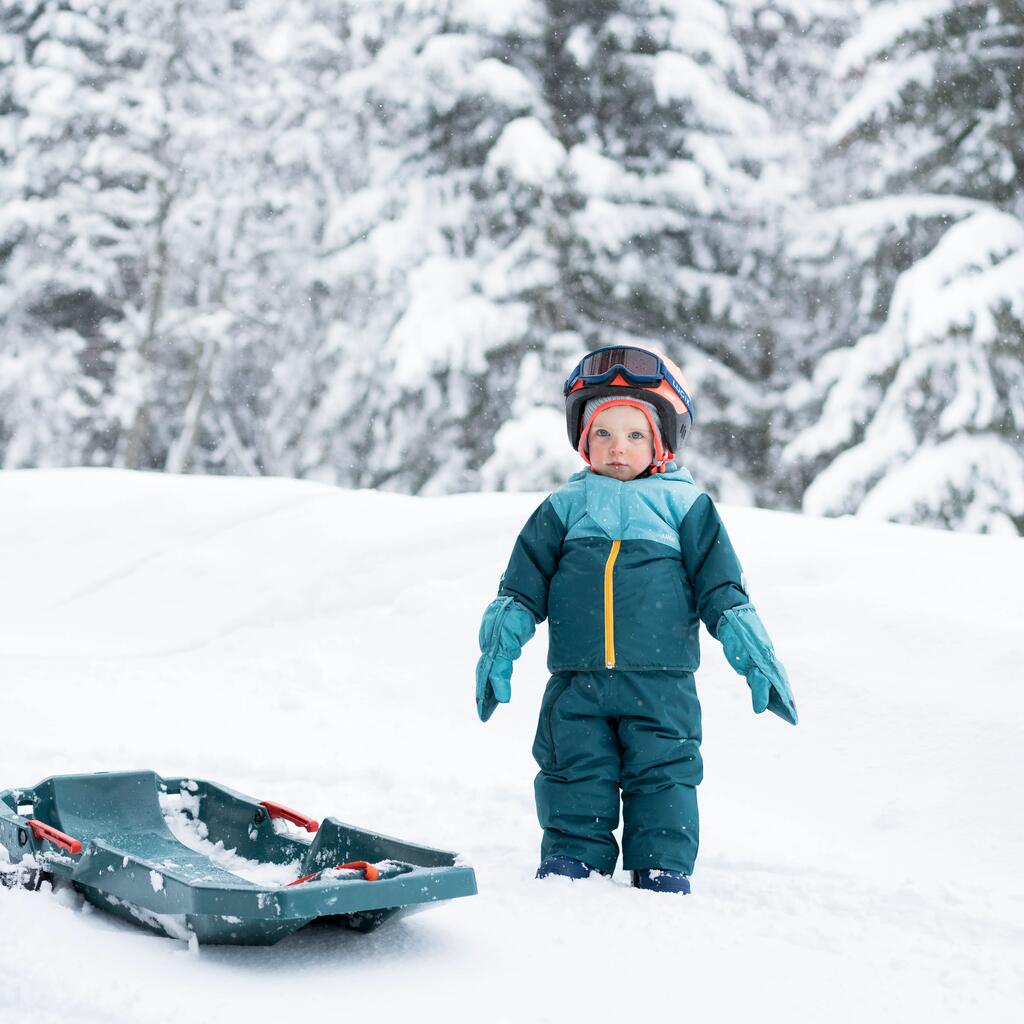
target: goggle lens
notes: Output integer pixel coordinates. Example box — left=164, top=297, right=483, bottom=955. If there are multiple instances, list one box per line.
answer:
left=578, top=347, right=661, bottom=378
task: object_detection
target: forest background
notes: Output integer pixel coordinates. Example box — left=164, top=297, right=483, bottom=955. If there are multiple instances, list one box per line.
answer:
left=1, top=0, right=1022, bottom=534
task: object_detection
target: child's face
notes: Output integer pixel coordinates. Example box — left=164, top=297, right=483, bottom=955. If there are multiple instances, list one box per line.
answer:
left=588, top=406, right=655, bottom=480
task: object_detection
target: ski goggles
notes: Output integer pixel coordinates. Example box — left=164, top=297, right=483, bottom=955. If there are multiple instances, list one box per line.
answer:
left=563, top=346, right=694, bottom=418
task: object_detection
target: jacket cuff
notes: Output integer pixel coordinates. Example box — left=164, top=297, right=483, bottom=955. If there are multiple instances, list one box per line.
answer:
left=479, top=597, right=537, bottom=660
left=717, top=604, right=758, bottom=676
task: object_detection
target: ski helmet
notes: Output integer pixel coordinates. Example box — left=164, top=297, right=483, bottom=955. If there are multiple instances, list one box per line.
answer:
left=564, top=344, right=695, bottom=460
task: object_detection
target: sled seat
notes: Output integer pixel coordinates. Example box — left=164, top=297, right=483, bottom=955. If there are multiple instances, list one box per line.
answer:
left=33, top=770, right=253, bottom=887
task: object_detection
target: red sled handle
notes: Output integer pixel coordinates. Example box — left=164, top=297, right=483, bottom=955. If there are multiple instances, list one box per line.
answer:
left=26, top=820, right=83, bottom=855
left=259, top=800, right=319, bottom=833
left=288, top=861, right=380, bottom=887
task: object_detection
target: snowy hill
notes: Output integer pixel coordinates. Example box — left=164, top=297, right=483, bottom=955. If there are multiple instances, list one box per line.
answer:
left=1, top=468, right=1021, bottom=1024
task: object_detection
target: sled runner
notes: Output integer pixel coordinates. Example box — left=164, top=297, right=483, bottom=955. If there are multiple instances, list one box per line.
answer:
left=0, top=770, right=476, bottom=945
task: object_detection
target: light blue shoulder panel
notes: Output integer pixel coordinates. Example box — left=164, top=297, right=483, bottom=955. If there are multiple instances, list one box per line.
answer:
left=547, top=466, right=702, bottom=551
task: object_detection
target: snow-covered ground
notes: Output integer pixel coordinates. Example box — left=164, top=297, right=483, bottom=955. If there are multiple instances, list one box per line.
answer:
left=1, top=468, right=1021, bottom=1024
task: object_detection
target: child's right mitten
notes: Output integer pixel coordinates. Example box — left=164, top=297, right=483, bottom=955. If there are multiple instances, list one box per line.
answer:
left=717, top=604, right=798, bottom=725
left=475, top=596, right=537, bottom=722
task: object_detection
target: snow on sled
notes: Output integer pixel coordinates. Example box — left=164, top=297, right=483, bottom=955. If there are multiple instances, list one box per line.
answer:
left=0, top=770, right=477, bottom=945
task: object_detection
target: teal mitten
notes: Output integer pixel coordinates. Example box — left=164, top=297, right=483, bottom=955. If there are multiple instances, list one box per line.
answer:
left=717, top=604, right=798, bottom=725
left=475, top=597, right=537, bottom=722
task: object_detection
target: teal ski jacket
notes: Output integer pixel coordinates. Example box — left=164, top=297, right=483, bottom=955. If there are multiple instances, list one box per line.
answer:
left=496, top=465, right=749, bottom=673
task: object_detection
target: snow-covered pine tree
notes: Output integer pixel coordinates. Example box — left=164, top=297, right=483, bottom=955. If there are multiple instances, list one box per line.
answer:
left=0, top=0, right=357, bottom=476
left=190, top=0, right=346, bottom=479
left=728, top=0, right=857, bottom=509
left=0, top=0, right=142, bottom=467
left=522, top=0, right=781, bottom=502
left=105, top=0, right=258, bottom=475
left=0, top=0, right=255, bottom=471
left=783, top=0, right=1024, bottom=534
left=312, top=1, right=782, bottom=498
left=306, top=0, right=560, bottom=494
left=153, top=0, right=366, bottom=478
left=93, top=0, right=346, bottom=477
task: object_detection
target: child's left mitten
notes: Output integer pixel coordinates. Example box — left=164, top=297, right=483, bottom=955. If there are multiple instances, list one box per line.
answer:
left=717, top=604, right=798, bottom=725
left=475, top=597, right=537, bottom=722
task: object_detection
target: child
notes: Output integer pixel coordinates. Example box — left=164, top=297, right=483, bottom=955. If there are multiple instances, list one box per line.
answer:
left=475, top=344, right=797, bottom=894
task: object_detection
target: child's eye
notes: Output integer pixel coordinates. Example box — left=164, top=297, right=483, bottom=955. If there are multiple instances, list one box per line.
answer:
left=629, top=431, right=645, bottom=440
left=595, top=428, right=610, bottom=437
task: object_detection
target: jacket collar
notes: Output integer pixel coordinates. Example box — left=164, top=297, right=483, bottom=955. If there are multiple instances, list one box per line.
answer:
left=570, top=462, right=694, bottom=485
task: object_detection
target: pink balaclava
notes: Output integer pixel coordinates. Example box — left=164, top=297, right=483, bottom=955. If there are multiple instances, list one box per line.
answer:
left=578, top=396, right=671, bottom=473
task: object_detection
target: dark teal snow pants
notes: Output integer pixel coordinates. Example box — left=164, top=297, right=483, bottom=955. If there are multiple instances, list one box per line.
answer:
left=532, top=669, right=702, bottom=876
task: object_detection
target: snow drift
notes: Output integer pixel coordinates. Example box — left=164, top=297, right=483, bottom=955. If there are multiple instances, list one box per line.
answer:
left=0, top=468, right=1021, bottom=1023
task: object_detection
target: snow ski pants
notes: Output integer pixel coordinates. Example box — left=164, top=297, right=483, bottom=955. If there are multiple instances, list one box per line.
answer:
left=532, top=669, right=702, bottom=876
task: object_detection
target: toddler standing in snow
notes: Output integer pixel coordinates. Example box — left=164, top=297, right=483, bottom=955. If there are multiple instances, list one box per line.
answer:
left=474, top=344, right=797, bottom=893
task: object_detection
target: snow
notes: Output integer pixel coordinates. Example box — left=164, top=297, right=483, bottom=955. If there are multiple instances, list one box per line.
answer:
left=890, top=209, right=1024, bottom=347
left=573, top=198, right=690, bottom=254
left=829, top=52, right=936, bottom=144
left=0, top=468, right=1022, bottom=1023
left=448, top=0, right=542, bottom=36
left=486, top=117, right=566, bottom=187
left=470, top=58, right=536, bottom=109
left=388, top=257, right=531, bottom=386
left=857, top=435, right=1024, bottom=536
left=784, top=205, right=1024, bottom=530
left=417, top=33, right=481, bottom=86
left=564, top=25, right=596, bottom=67
left=790, top=195, right=985, bottom=263
left=158, top=792, right=303, bottom=888
left=835, top=0, right=953, bottom=76
left=568, top=144, right=714, bottom=215
left=667, top=3, right=744, bottom=75
left=479, top=406, right=581, bottom=493
left=653, top=51, right=770, bottom=136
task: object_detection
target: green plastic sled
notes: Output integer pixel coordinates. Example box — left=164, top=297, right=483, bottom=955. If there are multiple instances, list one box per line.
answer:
left=0, top=770, right=477, bottom=945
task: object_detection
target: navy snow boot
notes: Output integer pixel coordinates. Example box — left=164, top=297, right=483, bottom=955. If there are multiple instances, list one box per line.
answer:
left=631, top=869, right=691, bottom=894
left=536, top=856, right=594, bottom=880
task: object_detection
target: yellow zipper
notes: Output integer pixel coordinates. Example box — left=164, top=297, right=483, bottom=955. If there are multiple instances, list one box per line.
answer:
left=603, top=540, right=621, bottom=669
